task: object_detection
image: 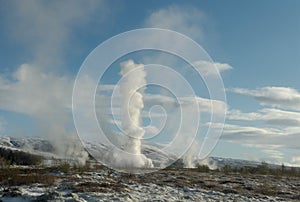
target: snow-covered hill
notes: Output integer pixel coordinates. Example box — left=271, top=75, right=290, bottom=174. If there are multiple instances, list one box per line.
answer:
left=0, top=135, right=291, bottom=169
left=0, top=136, right=60, bottom=160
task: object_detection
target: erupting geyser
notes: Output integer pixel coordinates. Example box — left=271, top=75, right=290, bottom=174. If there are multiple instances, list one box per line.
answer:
left=117, top=60, right=153, bottom=168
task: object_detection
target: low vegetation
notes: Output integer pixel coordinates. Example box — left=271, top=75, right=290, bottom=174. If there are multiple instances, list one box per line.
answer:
left=0, top=167, right=57, bottom=188
left=0, top=161, right=299, bottom=200
left=0, top=147, right=43, bottom=166
left=0, top=161, right=99, bottom=190
left=171, top=161, right=300, bottom=179
left=218, top=162, right=300, bottom=177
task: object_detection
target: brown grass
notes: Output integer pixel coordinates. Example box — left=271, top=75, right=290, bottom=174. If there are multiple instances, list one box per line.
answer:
left=0, top=167, right=56, bottom=187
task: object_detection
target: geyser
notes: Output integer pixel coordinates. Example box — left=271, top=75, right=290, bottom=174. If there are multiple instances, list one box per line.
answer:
left=117, top=60, right=153, bottom=168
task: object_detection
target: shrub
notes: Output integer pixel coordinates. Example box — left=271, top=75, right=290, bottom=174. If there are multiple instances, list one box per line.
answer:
left=196, top=165, right=210, bottom=172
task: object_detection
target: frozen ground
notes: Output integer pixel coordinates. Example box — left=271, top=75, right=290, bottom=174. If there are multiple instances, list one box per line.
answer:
left=1, top=136, right=299, bottom=201
left=0, top=166, right=299, bottom=202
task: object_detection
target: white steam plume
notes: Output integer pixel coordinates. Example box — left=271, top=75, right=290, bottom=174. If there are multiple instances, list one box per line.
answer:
left=183, top=140, right=200, bottom=168
left=111, top=60, right=153, bottom=168
left=183, top=140, right=218, bottom=170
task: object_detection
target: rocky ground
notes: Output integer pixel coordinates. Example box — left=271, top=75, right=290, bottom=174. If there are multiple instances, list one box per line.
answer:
left=0, top=166, right=299, bottom=202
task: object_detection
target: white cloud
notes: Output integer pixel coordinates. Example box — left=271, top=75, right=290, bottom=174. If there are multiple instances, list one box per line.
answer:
left=262, top=149, right=284, bottom=160
left=142, top=93, right=227, bottom=116
left=97, top=84, right=118, bottom=93
left=225, top=88, right=300, bottom=161
left=0, top=64, right=72, bottom=117
left=228, top=108, right=300, bottom=127
left=0, top=64, right=92, bottom=164
left=143, top=94, right=179, bottom=111
left=260, top=108, right=300, bottom=126
left=103, top=89, right=227, bottom=136
left=206, top=120, right=299, bottom=164
left=141, top=4, right=231, bottom=128
left=221, top=124, right=282, bottom=138
left=230, top=87, right=300, bottom=111
left=212, top=122, right=300, bottom=151
left=214, top=63, right=233, bottom=72
left=145, top=5, right=206, bottom=41
left=194, top=61, right=233, bottom=76
left=227, top=109, right=260, bottom=121
left=4, top=0, right=106, bottom=68
left=193, top=96, right=227, bottom=116
left=0, top=1, right=111, bottom=165
left=142, top=4, right=216, bottom=71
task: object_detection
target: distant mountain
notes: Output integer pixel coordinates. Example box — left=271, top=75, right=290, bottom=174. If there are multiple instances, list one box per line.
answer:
left=210, top=156, right=262, bottom=168
left=0, top=136, right=296, bottom=169
left=0, top=136, right=58, bottom=159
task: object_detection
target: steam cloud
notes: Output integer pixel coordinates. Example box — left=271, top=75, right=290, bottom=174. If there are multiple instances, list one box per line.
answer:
left=0, top=1, right=105, bottom=166
left=0, top=64, right=89, bottom=166
left=109, top=60, right=153, bottom=168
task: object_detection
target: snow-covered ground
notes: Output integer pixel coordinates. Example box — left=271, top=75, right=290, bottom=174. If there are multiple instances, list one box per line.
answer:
left=1, top=136, right=299, bottom=201
left=1, top=170, right=295, bottom=202
left=0, top=184, right=284, bottom=202
left=1, top=166, right=299, bottom=202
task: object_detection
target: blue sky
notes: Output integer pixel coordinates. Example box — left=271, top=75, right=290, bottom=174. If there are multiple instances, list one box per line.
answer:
left=0, top=0, right=300, bottom=166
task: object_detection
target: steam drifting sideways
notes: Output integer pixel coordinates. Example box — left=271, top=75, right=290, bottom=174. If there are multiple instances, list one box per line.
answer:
left=110, top=60, right=153, bottom=169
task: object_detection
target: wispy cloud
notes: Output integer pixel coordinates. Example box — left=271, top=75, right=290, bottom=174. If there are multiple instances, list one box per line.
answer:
left=143, top=93, right=227, bottom=116
left=228, top=108, right=300, bottom=127
left=194, top=61, right=233, bottom=76
left=0, top=0, right=109, bottom=135
left=230, top=87, right=300, bottom=111
left=262, top=149, right=284, bottom=161
left=145, top=4, right=206, bottom=41
left=227, top=109, right=260, bottom=121
left=225, top=86, right=300, bottom=162
left=3, top=0, right=107, bottom=68
left=0, top=64, right=72, bottom=116
left=212, top=122, right=300, bottom=158
left=0, top=1, right=110, bottom=164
